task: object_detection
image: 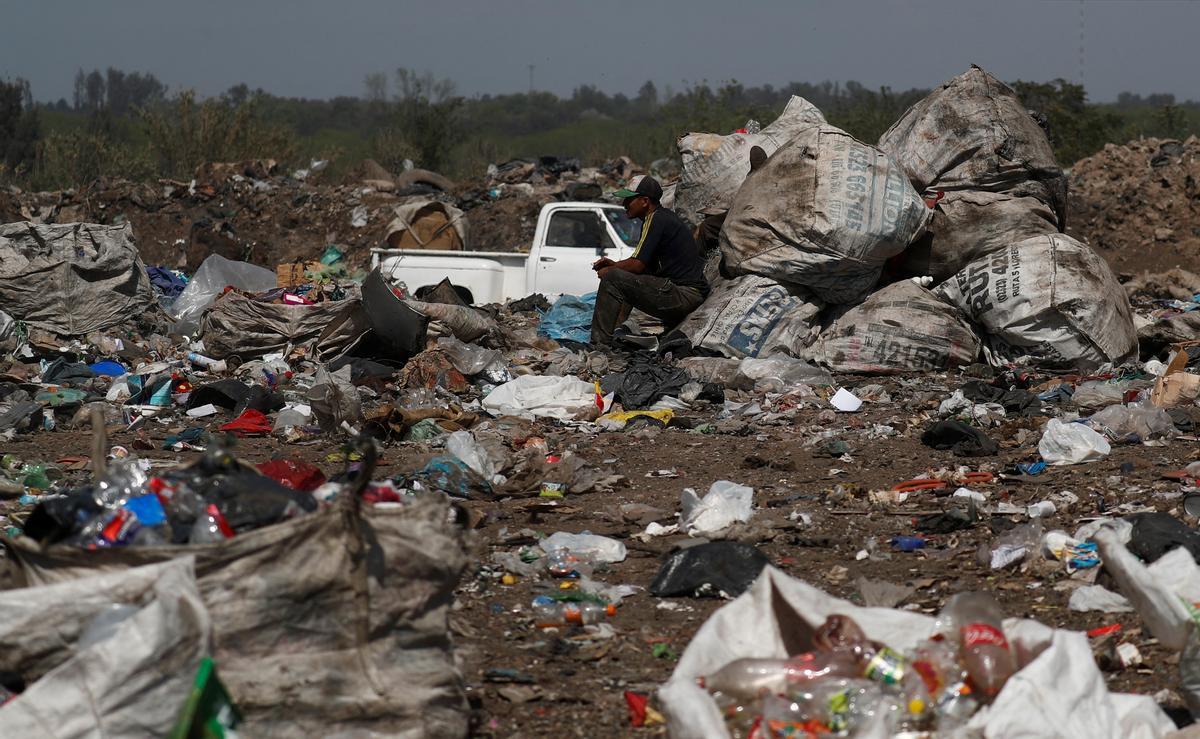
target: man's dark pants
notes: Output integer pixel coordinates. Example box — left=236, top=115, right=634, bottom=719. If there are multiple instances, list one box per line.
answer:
left=590, top=269, right=704, bottom=345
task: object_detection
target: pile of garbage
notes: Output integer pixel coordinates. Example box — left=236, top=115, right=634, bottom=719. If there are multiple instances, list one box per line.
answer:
left=666, top=65, right=1137, bottom=374
left=0, top=152, right=646, bottom=273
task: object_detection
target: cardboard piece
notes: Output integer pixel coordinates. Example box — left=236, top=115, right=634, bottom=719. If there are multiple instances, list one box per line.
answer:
left=1152, top=344, right=1200, bottom=408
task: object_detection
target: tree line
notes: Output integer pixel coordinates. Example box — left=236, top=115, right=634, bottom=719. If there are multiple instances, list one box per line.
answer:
left=1, top=66, right=1197, bottom=190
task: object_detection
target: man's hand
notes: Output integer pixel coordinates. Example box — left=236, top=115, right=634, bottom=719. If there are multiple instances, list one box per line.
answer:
left=592, top=256, right=614, bottom=271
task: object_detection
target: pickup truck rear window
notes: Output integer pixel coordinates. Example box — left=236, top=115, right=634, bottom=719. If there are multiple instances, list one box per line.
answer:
left=546, top=210, right=610, bottom=249
left=604, top=211, right=643, bottom=247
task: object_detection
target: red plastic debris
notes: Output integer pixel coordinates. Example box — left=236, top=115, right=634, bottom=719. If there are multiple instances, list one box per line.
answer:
left=624, top=690, right=648, bottom=727
left=219, top=408, right=272, bottom=437
left=1087, top=623, right=1122, bottom=639
left=256, top=459, right=327, bottom=492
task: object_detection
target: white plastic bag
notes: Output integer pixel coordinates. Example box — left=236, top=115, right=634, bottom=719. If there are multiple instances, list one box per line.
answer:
left=680, top=480, right=754, bottom=536
left=482, top=374, right=599, bottom=421
left=1039, top=419, right=1111, bottom=465
left=541, top=531, right=627, bottom=564
left=446, top=430, right=499, bottom=481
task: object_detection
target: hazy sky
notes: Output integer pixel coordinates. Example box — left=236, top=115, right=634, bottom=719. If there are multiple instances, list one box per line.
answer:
left=4, top=0, right=1199, bottom=104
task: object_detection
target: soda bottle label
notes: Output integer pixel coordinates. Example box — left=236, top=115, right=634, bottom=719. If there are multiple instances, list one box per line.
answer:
left=961, top=623, right=1009, bottom=649
left=864, top=647, right=908, bottom=685
left=827, top=689, right=850, bottom=733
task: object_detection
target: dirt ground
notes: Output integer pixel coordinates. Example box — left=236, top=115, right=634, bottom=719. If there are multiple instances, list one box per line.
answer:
left=1, top=371, right=1192, bottom=736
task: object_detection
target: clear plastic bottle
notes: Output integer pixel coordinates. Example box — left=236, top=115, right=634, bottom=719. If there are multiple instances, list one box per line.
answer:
left=545, top=549, right=592, bottom=578
left=93, top=460, right=149, bottom=509
left=786, top=678, right=899, bottom=736
left=698, top=652, right=860, bottom=701
left=530, top=595, right=614, bottom=627
left=190, top=504, right=235, bottom=543
left=811, top=615, right=932, bottom=727
left=936, top=592, right=1016, bottom=700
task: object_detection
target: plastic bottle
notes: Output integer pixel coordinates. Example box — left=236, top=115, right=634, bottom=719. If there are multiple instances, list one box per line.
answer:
left=909, top=638, right=976, bottom=731
left=811, top=615, right=932, bottom=725
left=187, top=352, right=228, bottom=373
left=545, top=549, right=592, bottom=578
left=191, top=504, right=235, bottom=543
left=93, top=460, right=149, bottom=509
left=698, top=652, right=860, bottom=700
left=530, top=595, right=615, bottom=627
left=936, top=592, right=1016, bottom=700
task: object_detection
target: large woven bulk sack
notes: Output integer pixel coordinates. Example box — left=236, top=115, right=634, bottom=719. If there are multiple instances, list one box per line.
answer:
left=936, top=233, right=1138, bottom=370
left=804, top=279, right=980, bottom=373
left=0, top=222, right=156, bottom=335
left=0, top=559, right=210, bottom=738
left=668, top=274, right=822, bottom=359
left=893, top=190, right=1059, bottom=282
left=674, top=96, right=826, bottom=224
left=199, top=292, right=369, bottom=361
left=720, top=125, right=931, bottom=304
left=9, top=494, right=470, bottom=738
left=878, top=66, right=1067, bottom=222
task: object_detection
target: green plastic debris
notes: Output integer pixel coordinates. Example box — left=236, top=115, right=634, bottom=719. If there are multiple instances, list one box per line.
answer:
left=405, top=417, right=447, bottom=442
left=170, top=658, right=242, bottom=739
left=35, top=388, right=88, bottom=407
left=320, top=244, right=345, bottom=265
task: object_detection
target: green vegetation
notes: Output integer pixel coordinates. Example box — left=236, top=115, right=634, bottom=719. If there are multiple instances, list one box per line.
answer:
left=2, top=67, right=1199, bottom=191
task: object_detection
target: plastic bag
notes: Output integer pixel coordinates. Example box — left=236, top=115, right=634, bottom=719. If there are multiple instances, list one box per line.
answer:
left=446, top=430, right=500, bottom=481
left=658, top=566, right=1173, bottom=738
left=541, top=531, right=627, bottom=564
left=436, top=336, right=502, bottom=376
left=169, top=255, right=276, bottom=336
left=1088, top=405, right=1176, bottom=443
left=482, top=374, right=600, bottom=421
left=1039, top=419, right=1111, bottom=465
left=537, top=293, right=596, bottom=345
left=307, top=365, right=362, bottom=433
left=650, top=541, right=770, bottom=598
left=1071, top=381, right=1133, bottom=411
left=680, top=481, right=754, bottom=536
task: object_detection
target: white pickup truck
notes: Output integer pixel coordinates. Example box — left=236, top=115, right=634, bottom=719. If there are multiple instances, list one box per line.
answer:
left=370, top=201, right=642, bottom=304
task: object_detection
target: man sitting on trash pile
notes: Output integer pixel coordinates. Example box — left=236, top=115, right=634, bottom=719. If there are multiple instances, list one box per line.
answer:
left=590, top=175, right=709, bottom=346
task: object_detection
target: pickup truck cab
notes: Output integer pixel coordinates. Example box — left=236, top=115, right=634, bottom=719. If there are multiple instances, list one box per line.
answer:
left=370, top=201, right=642, bottom=304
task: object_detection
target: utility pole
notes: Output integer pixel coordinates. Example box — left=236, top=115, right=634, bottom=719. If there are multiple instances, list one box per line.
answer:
left=528, top=64, right=535, bottom=94
left=1078, top=0, right=1086, bottom=89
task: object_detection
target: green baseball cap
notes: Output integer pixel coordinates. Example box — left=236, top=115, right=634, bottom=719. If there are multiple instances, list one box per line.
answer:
left=611, top=175, right=663, bottom=202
